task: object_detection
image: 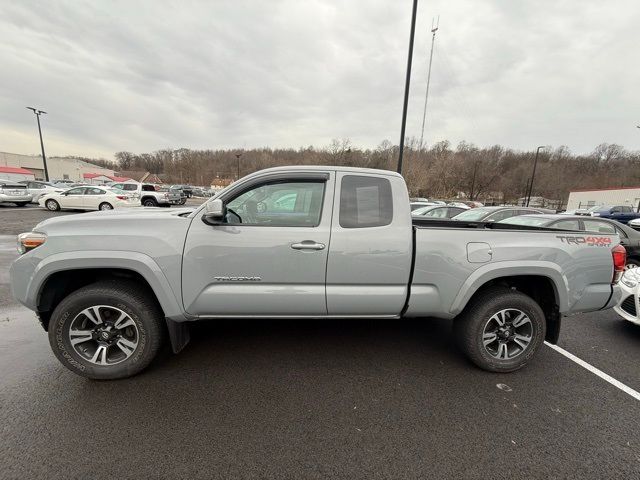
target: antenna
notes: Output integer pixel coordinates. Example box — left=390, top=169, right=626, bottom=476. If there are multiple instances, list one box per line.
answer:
left=419, top=16, right=439, bottom=148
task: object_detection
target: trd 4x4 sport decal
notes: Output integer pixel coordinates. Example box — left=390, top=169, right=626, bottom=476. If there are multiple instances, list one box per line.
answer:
left=556, top=235, right=612, bottom=246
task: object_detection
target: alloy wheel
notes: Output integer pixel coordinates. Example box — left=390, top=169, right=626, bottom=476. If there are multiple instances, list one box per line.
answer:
left=68, top=305, right=139, bottom=366
left=482, top=308, right=533, bottom=360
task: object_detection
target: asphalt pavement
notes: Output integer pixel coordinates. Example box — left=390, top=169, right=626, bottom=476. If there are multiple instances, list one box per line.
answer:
left=1, top=206, right=639, bottom=479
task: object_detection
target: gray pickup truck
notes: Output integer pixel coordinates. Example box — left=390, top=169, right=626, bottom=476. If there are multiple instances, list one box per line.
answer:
left=10, top=166, right=625, bottom=379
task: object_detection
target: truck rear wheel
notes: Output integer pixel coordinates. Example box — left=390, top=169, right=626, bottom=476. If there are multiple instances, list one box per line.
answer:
left=48, top=280, right=164, bottom=380
left=454, top=286, right=545, bottom=373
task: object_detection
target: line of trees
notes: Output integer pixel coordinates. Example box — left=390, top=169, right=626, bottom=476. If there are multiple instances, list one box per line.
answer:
left=79, top=140, right=639, bottom=205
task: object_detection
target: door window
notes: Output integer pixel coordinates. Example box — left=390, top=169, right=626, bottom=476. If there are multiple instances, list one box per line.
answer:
left=226, top=181, right=325, bottom=226
left=622, top=206, right=633, bottom=213
left=339, top=175, right=393, bottom=228
left=85, top=188, right=105, bottom=195
left=583, top=220, right=616, bottom=234
left=66, top=187, right=86, bottom=195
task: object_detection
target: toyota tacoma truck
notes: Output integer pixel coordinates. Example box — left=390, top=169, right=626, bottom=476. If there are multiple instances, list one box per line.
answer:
left=10, top=166, right=625, bottom=379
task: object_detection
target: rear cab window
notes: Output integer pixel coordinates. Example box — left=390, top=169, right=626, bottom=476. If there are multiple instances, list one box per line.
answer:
left=583, top=219, right=616, bottom=234
left=339, top=175, right=393, bottom=228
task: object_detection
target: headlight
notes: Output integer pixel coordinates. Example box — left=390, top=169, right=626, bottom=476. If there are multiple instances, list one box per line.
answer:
left=621, top=268, right=640, bottom=288
left=17, top=232, right=47, bottom=254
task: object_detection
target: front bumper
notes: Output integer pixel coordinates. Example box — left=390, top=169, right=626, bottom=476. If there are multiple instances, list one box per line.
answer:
left=613, top=281, right=640, bottom=326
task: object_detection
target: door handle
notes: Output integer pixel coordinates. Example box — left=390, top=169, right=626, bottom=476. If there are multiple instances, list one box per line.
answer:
left=291, top=241, right=326, bottom=251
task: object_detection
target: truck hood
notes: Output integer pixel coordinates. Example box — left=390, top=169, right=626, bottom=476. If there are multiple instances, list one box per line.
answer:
left=33, top=207, right=195, bottom=233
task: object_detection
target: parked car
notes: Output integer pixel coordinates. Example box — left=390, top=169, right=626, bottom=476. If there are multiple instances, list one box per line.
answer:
left=39, top=186, right=139, bottom=211
left=451, top=206, right=547, bottom=222
left=410, top=201, right=438, bottom=211
left=589, top=205, right=640, bottom=224
left=0, top=180, right=32, bottom=206
left=172, top=184, right=193, bottom=198
left=18, top=180, right=65, bottom=203
left=412, top=204, right=467, bottom=219
left=628, top=218, right=640, bottom=230
left=109, top=182, right=140, bottom=197
left=498, top=214, right=640, bottom=270
left=10, top=166, right=623, bottom=379
left=575, top=205, right=603, bottom=216
left=50, top=179, right=75, bottom=187
left=169, top=185, right=188, bottom=205
left=614, top=269, right=640, bottom=327
left=110, top=182, right=182, bottom=207
left=446, top=202, right=472, bottom=209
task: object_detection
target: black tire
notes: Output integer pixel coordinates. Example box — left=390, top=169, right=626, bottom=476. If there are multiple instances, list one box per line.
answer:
left=98, top=202, right=113, bottom=211
left=179, top=198, right=187, bottom=205
left=142, top=197, right=158, bottom=207
left=453, top=286, right=546, bottom=373
left=45, top=199, right=60, bottom=211
left=15, top=202, right=29, bottom=207
left=48, top=280, right=164, bottom=380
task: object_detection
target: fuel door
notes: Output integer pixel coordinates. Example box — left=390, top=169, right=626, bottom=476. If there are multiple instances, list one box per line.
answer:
left=467, top=242, right=493, bottom=263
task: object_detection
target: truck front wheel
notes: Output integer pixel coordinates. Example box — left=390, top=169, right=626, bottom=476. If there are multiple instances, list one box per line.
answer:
left=454, top=286, right=545, bottom=373
left=48, top=280, right=164, bottom=380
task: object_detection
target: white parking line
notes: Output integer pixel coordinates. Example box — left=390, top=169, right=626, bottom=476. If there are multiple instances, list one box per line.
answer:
left=545, top=341, right=640, bottom=401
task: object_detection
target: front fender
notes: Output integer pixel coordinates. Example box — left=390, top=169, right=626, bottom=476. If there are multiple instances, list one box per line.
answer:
left=24, top=250, right=186, bottom=320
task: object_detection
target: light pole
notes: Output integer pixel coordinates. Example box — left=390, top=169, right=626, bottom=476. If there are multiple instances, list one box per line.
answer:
left=235, top=153, right=242, bottom=180
left=396, top=0, right=418, bottom=174
left=525, top=146, right=546, bottom=207
left=469, top=160, right=478, bottom=201
left=26, top=107, right=50, bottom=181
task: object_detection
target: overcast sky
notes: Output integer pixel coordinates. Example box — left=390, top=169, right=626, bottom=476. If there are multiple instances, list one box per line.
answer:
left=1, top=0, right=639, bottom=160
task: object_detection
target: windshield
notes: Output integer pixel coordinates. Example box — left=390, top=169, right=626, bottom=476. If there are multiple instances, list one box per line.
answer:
left=498, top=216, right=549, bottom=226
left=452, top=208, right=496, bottom=221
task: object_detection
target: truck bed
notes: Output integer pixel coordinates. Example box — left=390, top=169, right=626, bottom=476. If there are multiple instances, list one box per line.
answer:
left=405, top=218, right=618, bottom=319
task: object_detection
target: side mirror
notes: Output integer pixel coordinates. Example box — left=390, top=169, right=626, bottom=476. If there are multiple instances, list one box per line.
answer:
left=202, top=198, right=226, bottom=225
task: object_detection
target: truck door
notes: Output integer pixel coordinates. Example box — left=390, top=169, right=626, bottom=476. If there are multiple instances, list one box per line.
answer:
left=325, top=173, right=413, bottom=316
left=182, top=171, right=334, bottom=316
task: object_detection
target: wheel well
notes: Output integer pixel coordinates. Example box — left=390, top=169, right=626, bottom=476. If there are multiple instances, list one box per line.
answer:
left=141, top=196, right=156, bottom=203
left=36, top=268, right=164, bottom=331
left=468, top=275, right=561, bottom=343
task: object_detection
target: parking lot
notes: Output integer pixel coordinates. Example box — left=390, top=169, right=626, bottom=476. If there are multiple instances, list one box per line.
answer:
left=1, top=206, right=640, bottom=479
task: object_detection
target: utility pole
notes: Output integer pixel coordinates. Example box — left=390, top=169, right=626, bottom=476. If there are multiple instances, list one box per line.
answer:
left=396, top=0, right=418, bottom=174
left=525, top=146, right=546, bottom=206
left=419, top=16, right=439, bottom=148
left=26, top=107, right=50, bottom=181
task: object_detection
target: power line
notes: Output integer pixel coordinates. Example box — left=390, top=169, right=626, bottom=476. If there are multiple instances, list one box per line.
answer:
left=419, top=16, right=439, bottom=148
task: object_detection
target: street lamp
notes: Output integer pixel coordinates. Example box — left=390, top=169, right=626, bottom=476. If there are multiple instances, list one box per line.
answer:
left=26, top=107, right=50, bottom=181
left=525, top=145, right=546, bottom=207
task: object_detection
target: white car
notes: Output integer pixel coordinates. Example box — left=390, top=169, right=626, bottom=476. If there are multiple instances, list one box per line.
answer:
left=39, top=186, right=139, bottom=211
left=18, top=180, right=65, bottom=203
left=614, top=269, right=640, bottom=326
left=627, top=218, right=640, bottom=230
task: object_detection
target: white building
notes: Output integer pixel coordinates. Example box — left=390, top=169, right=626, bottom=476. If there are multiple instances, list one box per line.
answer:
left=0, top=166, right=36, bottom=182
left=566, top=187, right=640, bottom=211
left=0, top=151, right=114, bottom=182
